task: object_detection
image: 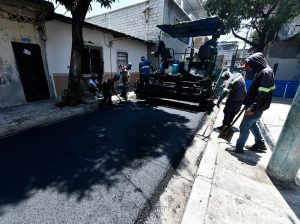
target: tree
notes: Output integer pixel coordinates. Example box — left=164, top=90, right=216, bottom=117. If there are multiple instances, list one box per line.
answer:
left=53, top=0, right=115, bottom=105
left=204, top=0, right=300, bottom=52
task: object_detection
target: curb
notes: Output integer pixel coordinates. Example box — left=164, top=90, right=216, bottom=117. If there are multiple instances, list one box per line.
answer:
left=181, top=107, right=220, bottom=224
left=0, top=102, right=100, bottom=139
left=258, top=119, right=275, bottom=151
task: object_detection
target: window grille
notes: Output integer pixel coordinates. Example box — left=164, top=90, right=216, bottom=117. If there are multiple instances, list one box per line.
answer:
left=6, top=12, right=36, bottom=24
left=116, top=52, right=128, bottom=68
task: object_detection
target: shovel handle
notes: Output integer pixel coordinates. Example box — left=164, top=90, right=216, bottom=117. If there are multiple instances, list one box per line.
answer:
left=229, top=106, right=246, bottom=127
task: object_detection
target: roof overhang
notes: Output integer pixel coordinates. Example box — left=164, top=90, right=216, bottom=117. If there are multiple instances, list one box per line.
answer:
left=0, top=0, right=54, bottom=20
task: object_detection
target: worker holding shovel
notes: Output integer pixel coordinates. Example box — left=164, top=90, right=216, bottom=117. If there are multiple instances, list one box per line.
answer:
left=101, top=74, right=121, bottom=105
left=216, top=71, right=246, bottom=131
left=225, top=52, right=275, bottom=154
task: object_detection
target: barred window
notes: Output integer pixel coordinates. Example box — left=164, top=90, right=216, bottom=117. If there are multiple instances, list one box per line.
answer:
left=6, top=12, right=36, bottom=24
left=117, top=52, right=128, bottom=68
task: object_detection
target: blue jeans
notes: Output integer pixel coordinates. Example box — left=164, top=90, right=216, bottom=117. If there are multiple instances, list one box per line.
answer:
left=236, top=111, right=264, bottom=149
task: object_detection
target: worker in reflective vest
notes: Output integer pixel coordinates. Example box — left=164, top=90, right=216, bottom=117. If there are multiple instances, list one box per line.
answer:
left=216, top=71, right=246, bottom=130
left=139, top=56, right=151, bottom=88
left=226, top=52, right=275, bottom=154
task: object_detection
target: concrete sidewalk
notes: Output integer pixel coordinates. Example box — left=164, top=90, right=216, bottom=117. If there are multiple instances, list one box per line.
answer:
left=182, top=97, right=300, bottom=224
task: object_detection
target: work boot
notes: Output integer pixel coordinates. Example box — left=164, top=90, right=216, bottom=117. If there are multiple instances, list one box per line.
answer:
left=245, top=143, right=267, bottom=152
left=225, top=147, right=244, bottom=154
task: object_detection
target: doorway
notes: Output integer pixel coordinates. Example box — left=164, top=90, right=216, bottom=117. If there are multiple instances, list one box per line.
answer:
left=12, top=42, right=50, bottom=102
left=82, top=46, right=104, bottom=83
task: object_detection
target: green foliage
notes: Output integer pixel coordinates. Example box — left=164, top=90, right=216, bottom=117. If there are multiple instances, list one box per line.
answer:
left=204, top=0, right=300, bottom=51
left=53, top=0, right=115, bottom=13
left=50, top=0, right=115, bottom=106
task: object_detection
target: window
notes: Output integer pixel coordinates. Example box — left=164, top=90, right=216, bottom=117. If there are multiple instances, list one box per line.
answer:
left=82, top=46, right=103, bottom=78
left=117, top=52, right=128, bottom=69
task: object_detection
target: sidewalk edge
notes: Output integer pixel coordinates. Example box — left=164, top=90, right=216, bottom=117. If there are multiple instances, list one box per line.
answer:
left=181, top=108, right=220, bottom=224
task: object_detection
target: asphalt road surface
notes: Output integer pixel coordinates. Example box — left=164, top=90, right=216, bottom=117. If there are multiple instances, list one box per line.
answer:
left=0, top=100, right=205, bottom=224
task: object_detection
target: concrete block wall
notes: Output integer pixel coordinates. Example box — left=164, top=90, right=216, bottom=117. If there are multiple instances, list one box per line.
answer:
left=87, top=0, right=163, bottom=42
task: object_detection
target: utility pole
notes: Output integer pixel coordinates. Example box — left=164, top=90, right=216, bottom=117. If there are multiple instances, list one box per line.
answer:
left=266, top=87, right=300, bottom=181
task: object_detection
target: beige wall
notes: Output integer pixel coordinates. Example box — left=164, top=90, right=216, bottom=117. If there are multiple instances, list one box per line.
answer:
left=0, top=13, right=37, bottom=108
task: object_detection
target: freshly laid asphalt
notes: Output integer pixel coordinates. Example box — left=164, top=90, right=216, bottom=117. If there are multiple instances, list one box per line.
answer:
left=1, top=94, right=299, bottom=224
left=0, top=96, right=205, bottom=224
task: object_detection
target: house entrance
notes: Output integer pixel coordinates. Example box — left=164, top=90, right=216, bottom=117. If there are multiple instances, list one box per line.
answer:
left=82, top=46, right=104, bottom=83
left=12, top=42, right=50, bottom=102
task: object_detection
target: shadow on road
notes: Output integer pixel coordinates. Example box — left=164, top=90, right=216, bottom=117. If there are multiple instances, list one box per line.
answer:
left=0, top=102, right=200, bottom=215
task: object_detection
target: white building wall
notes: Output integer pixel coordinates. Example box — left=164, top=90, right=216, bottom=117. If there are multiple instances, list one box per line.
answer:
left=45, top=19, right=147, bottom=96
left=266, top=34, right=300, bottom=81
left=268, top=58, right=300, bottom=81
left=0, top=15, right=38, bottom=108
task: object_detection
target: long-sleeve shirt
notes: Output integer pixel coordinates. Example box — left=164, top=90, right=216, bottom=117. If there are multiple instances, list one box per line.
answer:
left=218, top=72, right=246, bottom=104
left=243, top=53, right=275, bottom=112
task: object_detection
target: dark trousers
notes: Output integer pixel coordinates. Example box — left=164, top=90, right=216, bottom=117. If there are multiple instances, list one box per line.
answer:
left=140, top=75, right=149, bottom=87
left=102, top=84, right=112, bottom=104
left=223, top=101, right=243, bottom=126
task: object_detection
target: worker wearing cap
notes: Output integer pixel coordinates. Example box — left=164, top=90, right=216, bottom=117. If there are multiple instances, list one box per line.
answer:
left=216, top=71, right=247, bottom=130
left=120, top=63, right=132, bottom=101
left=227, top=52, right=275, bottom=153
left=203, top=30, right=220, bottom=55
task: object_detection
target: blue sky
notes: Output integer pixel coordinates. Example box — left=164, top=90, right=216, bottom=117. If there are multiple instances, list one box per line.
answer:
left=52, top=0, right=144, bottom=18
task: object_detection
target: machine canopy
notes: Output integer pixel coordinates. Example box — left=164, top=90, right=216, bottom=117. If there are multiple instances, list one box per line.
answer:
left=157, top=17, right=225, bottom=38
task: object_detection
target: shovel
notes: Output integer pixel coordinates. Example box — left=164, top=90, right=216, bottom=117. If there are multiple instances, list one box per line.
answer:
left=218, top=107, right=246, bottom=142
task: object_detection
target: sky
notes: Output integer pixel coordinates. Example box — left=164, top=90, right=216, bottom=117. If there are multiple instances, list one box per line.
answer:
left=52, top=0, right=145, bottom=18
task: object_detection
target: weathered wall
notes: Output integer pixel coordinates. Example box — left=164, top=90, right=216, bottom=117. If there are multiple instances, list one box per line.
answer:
left=45, top=20, right=147, bottom=96
left=0, top=13, right=36, bottom=108
left=266, top=34, right=300, bottom=81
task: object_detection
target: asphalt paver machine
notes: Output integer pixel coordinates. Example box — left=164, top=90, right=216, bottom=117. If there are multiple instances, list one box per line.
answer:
left=135, top=17, right=225, bottom=111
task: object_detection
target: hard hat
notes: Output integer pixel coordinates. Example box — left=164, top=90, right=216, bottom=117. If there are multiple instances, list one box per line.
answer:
left=114, top=74, right=121, bottom=81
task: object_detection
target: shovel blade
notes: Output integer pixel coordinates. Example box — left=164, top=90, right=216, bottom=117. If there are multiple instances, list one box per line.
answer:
left=218, top=126, right=234, bottom=142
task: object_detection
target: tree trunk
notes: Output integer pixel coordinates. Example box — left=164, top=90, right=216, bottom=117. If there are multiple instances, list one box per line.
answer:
left=68, top=0, right=91, bottom=88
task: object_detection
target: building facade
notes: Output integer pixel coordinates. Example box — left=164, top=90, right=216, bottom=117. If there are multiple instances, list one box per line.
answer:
left=45, top=15, right=148, bottom=97
left=0, top=0, right=54, bottom=108
left=266, top=16, right=300, bottom=81
left=87, top=0, right=206, bottom=67
left=0, top=1, right=148, bottom=108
